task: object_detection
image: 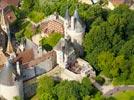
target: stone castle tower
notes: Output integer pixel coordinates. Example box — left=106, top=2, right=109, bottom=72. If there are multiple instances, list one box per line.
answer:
left=0, top=9, right=14, bottom=55
left=0, top=58, right=23, bottom=100
left=64, top=8, right=86, bottom=55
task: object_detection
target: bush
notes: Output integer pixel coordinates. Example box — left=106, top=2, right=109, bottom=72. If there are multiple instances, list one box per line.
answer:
left=28, top=11, right=45, bottom=23
left=95, top=76, right=105, bottom=85
left=40, top=33, right=63, bottom=51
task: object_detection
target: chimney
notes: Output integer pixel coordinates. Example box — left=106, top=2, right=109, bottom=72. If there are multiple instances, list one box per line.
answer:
left=16, top=62, right=21, bottom=76
left=54, top=12, right=59, bottom=20
left=71, top=16, right=75, bottom=30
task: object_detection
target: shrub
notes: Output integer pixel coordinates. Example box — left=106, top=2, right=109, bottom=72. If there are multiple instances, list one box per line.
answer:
left=95, top=76, right=105, bottom=85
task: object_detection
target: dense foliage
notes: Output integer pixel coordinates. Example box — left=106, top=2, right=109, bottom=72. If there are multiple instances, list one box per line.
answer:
left=28, top=11, right=45, bottom=23
left=17, top=0, right=108, bottom=42
left=19, top=0, right=134, bottom=86
left=36, top=76, right=101, bottom=100
left=21, top=0, right=108, bottom=24
left=15, top=22, right=40, bottom=42
left=83, top=5, right=134, bottom=85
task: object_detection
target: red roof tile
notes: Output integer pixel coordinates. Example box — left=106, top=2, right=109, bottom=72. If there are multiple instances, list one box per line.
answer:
left=14, top=49, right=34, bottom=64
left=0, top=0, right=8, bottom=10
left=111, top=0, right=126, bottom=5
left=2, top=0, right=20, bottom=6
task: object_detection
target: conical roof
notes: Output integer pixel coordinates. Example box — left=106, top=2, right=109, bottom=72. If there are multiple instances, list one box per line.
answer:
left=65, top=8, right=70, bottom=21
left=0, top=58, right=16, bottom=86
left=73, top=9, right=85, bottom=33
left=54, top=38, right=74, bottom=55
left=74, top=9, right=80, bottom=19
left=1, top=9, right=6, bottom=27
left=6, top=40, right=14, bottom=54
left=0, top=9, right=10, bottom=34
left=0, top=50, right=7, bottom=67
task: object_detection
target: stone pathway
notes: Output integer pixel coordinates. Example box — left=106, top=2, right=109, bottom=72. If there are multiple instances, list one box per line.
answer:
left=89, top=77, right=134, bottom=97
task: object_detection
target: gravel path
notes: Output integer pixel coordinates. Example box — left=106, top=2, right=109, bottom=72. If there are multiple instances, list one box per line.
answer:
left=89, top=77, right=134, bottom=97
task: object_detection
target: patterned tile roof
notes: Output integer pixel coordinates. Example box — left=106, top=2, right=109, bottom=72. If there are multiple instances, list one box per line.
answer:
left=2, top=0, right=20, bottom=7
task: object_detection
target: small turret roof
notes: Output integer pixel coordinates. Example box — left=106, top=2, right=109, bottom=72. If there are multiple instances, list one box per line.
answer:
left=65, top=8, right=70, bottom=21
left=74, top=9, right=79, bottom=19
left=54, top=38, right=74, bottom=55
left=6, top=40, right=14, bottom=55
left=73, top=9, right=85, bottom=33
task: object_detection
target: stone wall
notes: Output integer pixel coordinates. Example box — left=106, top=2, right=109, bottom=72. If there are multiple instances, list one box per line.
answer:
left=0, top=81, right=23, bottom=100
left=22, top=50, right=57, bottom=81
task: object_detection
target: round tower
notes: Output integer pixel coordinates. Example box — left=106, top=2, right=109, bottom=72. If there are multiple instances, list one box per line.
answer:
left=0, top=58, right=23, bottom=100
left=65, top=9, right=86, bottom=56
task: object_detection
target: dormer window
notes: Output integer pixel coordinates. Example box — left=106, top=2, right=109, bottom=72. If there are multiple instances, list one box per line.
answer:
left=8, top=15, right=12, bottom=19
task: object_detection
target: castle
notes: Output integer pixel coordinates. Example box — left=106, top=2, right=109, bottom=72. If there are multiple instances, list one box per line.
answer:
left=0, top=8, right=95, bottom=100
left=0, top=9, right=23, bottom=99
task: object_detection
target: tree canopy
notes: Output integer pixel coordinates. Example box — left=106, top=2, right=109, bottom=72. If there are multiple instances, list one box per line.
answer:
left=36, top=76, right=98, bottom=100
left=83, top=5, right=134, bottom=85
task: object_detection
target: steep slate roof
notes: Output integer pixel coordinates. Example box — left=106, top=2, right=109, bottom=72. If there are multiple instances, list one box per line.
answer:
left=2, top=0, right=20, bottom=7
left=0, top=59, right=16, bottom=86
left=73, top=9, right=85, bottom=33
left=24, top=39, right=40, bottom=57
left=65, top=9, right=70, bottom=21
left=54, top=38, right=74, bottom=55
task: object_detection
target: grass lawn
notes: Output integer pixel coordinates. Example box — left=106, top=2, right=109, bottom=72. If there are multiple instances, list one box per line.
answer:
left=30, top=95, right=38, bottom=100
left=40, top=33, right=63, bottom=51
left=113, top=90, right=134, bottom=100
left=28, top=11, right=45, bottom=23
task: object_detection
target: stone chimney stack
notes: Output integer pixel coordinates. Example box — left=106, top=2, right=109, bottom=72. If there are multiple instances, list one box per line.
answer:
left=71, top=16, right=75, bottom=30
left=16, top=62, right=21, bottom=76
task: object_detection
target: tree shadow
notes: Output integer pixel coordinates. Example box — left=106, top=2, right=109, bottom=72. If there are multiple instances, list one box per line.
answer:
left=42, top=44, right=52, bottom=51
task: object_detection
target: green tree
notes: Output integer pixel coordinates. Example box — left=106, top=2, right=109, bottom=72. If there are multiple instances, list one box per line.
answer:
left=37, top=76, right=56, bottom=100
left=40, top=33, right=62, bottom=51
left=98, top=51, right=114, bottom=77
left=55, top=80, right=81, bottom=100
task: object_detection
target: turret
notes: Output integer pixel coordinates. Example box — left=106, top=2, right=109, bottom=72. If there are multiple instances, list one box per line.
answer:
left=0, top=9, right=10, bottom=34
left=6, top=39, right=14, bottom=55
left=65, top=8, right=70, bottom=22
left=73, top=9, right=85, bottom=33
left=64, top=8, right=86, bottom=56
left=0, top=58, right=23, bottom=100
left=64, top=8, right=70, bottom=38
left=0, top=9, right=14, bottom=55
left=74, top=9, right=79, bottom=19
